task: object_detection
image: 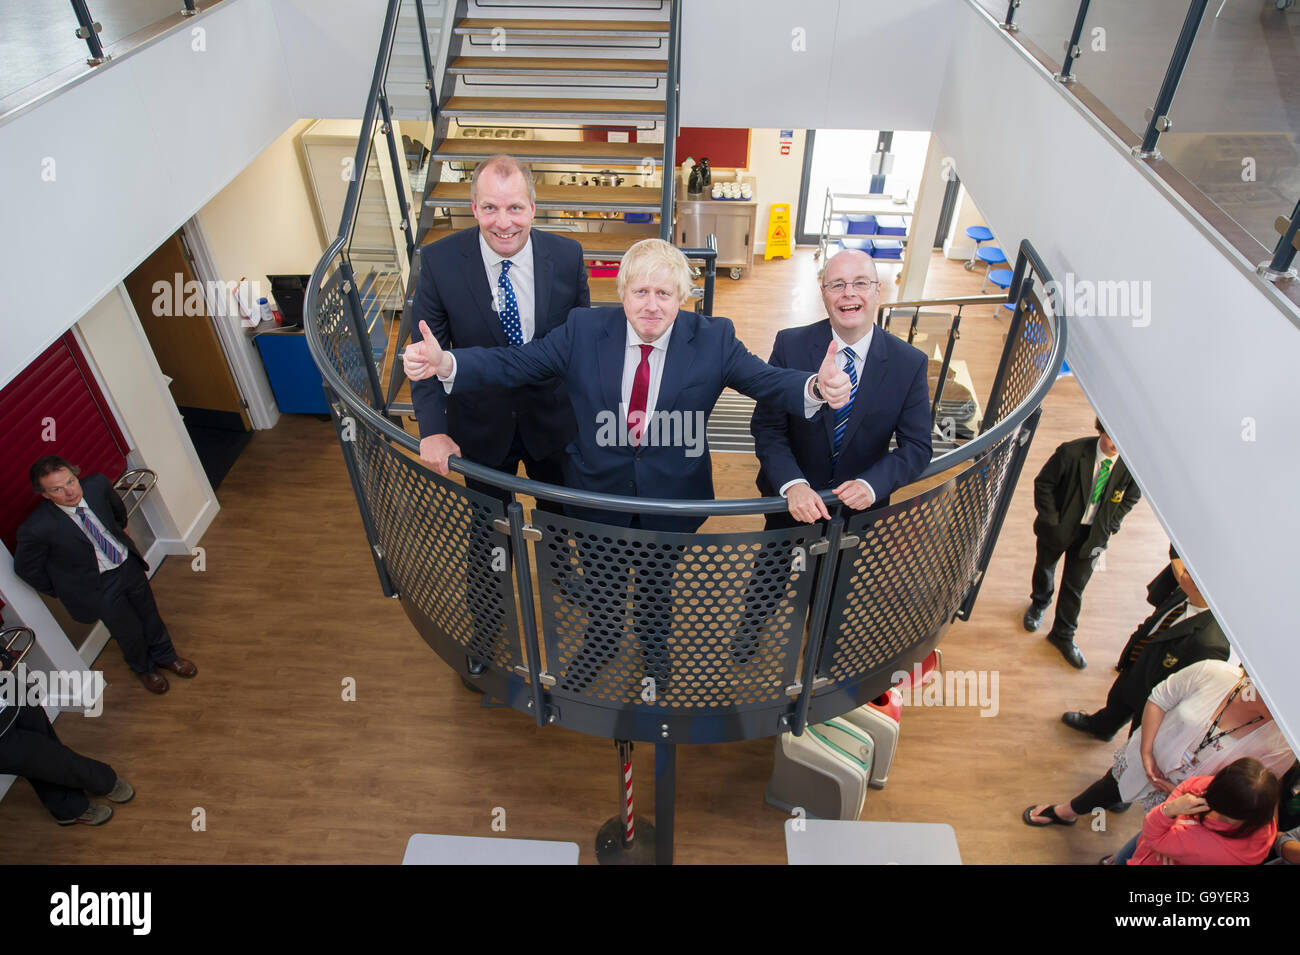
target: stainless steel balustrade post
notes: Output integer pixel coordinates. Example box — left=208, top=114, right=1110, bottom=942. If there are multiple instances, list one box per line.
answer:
left=1134, top=0, right=1211, bottom=161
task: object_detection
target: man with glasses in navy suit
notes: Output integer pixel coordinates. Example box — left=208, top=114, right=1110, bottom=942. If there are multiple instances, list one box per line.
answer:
left=751, top=249, right=932, bottom=527
left=738, top=249, right=932, bottom=664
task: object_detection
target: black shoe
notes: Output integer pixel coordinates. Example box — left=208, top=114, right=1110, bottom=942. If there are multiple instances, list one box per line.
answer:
left=1061, top=710, right=1114, bottom=741
left=1023, top=604, right=1046, bottom=632
left=1046, top=633, right=1087, bottom=669
left=1108, top=801, right=1132, bottom=813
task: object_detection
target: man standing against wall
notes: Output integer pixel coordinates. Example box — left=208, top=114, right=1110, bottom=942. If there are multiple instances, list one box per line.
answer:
left=14, top=457, right=197, bottom=694
left=1024, top=418, right=1141, bottom=669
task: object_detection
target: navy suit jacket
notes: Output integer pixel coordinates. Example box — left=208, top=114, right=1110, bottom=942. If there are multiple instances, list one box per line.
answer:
left=452, top=307, right=812, bottom=532
left=410, top=227, right=590, bottom=465
left=13, top=473, right=146, bottom=623
left=751, top=319, right=932, bottom=508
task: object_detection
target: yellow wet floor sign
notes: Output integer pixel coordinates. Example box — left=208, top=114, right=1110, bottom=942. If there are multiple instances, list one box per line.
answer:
left=765, top=203, right=792, bottom=260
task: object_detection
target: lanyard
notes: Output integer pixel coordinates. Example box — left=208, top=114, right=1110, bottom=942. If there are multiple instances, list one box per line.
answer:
left=1197, top=680, right=1264, bottom=754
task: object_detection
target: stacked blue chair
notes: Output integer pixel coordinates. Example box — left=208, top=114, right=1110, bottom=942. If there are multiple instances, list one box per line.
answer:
left=838, top=214, right=878, bottom=254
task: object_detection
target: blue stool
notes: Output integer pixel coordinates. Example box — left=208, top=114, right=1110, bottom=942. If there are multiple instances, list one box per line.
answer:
left=982, top=267, right=1013, bottom=294
left=976, top=246, right=1007, bottom=269
left=964, top=225, right=993, bottom=270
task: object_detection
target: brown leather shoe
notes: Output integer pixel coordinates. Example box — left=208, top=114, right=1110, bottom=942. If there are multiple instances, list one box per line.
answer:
left=160, top=658, right=197, bottom=678
left=138, top=670, right=169, bottom=694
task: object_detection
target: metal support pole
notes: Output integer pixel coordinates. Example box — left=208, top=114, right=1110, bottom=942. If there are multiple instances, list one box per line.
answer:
left=956, top=409, right=1042, bottom=620
left=1257, top=196, right=1300, bottom=282
left=930, top=314, right=961, bottom=433
left=596, top=740, right=655, bottom=864
left=69, top=0, right=109, bottom=65
left=1055, top=0, right=1092, bottom=84
left=1001, top=0, right=1022, bottom=32
left=659, top=0, right=683, bottom=240
left=654, top=742, right=676, bottom=866
left=1133, top=0, right=1211, bottom=160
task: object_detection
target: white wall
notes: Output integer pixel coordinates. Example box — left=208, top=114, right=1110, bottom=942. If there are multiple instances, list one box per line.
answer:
left=680, top=0, right=954, bottom=131
left=0, top=0, right=301, bottom=393
left=269, top=0, right=392, bottom=120
left=934, top=1, right=1300, bottom=750
left=75, top=286, right=218, bottom=552
left=747, top=129, right=807, bottom=253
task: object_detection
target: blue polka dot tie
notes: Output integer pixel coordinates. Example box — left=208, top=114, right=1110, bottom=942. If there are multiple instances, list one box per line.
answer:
left=497, top=259, right=523, bottom=346
left=831, top=346, right=859, bottom=465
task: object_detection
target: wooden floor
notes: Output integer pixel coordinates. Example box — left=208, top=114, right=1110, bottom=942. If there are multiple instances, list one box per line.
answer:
left=0, top=250, right=1182, bottom=865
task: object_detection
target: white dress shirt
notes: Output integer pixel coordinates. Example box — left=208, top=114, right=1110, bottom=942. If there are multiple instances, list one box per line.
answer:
left=1148, top=598, right=1205, bottom=635
left=57, top=501, right=125, bottom=574
left=1080, top=443, right=1120, bottom=526
left=621, top=322, right=674, bottom=427
left=479, top=231, right=536, bottom=343
left=780, top=326, right=876, bottom=502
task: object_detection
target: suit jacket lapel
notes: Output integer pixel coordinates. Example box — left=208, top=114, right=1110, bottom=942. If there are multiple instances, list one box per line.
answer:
left=461, top=232, right=509, bottom=348
left=48, top=500, right=97, bottom=557
left=839, top=328, right=888, bottom=451
left=597, top=311, right=625, bottom=424
left=807, top=324, right=836, bottom=451
left=1079, top=438, right=1098, bottom=506
left=532, top=233, right=554, bottom=333
left=657, top=311, right=697, bottom=412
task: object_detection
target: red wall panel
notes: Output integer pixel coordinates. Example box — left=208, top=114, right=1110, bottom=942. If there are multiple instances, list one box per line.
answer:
left=0, top=333, right=130, bottom=551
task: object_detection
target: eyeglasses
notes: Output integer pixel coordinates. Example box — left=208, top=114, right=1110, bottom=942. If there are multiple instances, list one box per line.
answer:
left=822, top=279, right=881, bottom=294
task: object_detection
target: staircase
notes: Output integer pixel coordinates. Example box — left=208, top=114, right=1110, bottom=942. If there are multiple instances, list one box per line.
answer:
left=415, top=0, right=678, bottom=305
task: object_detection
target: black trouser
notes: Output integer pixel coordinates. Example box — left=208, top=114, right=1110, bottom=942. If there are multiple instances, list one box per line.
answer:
left=1089, top=677, right=1139, bottom=739
left=98, top=559, right=179, bottom=675
left=460, top=432, right=567, bottom=669
left=1069, top=769, right=1123, bottom=816
left=1030, top=525, right=1097, bottom=642
left=556, top=515, right=681, bottom=697
left=0, top=706, right=116, bottom=820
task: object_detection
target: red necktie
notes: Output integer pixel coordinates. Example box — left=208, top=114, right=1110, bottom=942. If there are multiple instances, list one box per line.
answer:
left=628, top=344, right=653, bottom=446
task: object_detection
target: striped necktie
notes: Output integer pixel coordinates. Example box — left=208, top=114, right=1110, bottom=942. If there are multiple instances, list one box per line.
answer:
left=1091, top=458, right=1112, bottom=504
left=1127, top=600, right=1189, bottom=663
left=76, top=506, right=123, bottom=566
left=497, top=259, right=523, bottom=346
left=831, top=346, right=859, bottom=464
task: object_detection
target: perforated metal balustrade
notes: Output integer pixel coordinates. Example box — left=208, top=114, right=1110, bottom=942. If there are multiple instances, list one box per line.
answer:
left=306, top=240, right=1064, bottom=745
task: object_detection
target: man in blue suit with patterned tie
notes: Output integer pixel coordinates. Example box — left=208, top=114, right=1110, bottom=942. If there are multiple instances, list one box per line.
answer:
left=14, top=457, right=196, bottom=695
left=751, top=249, right=932, bottom=529
left=408, top=155, right=589, bottom=496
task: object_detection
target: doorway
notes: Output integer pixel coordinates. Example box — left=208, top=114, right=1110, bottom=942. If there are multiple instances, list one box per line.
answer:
left=121, top=230, right=253, bottom=491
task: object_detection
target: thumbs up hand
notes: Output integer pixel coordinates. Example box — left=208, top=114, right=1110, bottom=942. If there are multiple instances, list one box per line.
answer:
left=817, top=341, right=852, bottom=409
left=403, top=321, right=449, bottom=381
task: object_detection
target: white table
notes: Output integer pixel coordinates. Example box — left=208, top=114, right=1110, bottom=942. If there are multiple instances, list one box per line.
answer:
left=785, top=820, right=962, bottom=865
left=402, top=834, right=580, bottom=865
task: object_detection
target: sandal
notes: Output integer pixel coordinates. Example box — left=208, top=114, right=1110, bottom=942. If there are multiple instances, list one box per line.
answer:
left=1022, top=804, right=1077, bottom=827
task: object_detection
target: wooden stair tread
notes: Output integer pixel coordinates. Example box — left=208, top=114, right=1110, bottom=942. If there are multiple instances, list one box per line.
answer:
left=421, top=228, right=658, bottom=255
left=450, top=57, right=667, bottom=74
left=456, top=18, right=670, bottom=35
left=427, top=182, right=661, bottom=209
left=432, top=139, right=662, bottom=164
left=443, top=96, right=664, bottom=116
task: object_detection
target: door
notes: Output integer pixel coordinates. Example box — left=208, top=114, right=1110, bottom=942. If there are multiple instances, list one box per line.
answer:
left=122, top=230, right=250, bottom=429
